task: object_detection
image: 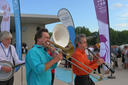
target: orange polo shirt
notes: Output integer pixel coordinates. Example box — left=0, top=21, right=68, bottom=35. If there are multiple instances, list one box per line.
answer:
left=72, top=48, right=98, bottom=76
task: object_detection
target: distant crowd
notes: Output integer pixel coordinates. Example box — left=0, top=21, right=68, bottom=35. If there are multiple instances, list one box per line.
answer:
left=111, top=45, right=128, bottom=70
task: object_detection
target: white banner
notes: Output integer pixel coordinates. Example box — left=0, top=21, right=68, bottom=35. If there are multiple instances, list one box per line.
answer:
left=57, top=8, right=74, bottom=28
left=94, top=0, right=111, bottom=67
left=0, top=0, right=10, bottom=32
left=58, top=8, right=75, bottom=48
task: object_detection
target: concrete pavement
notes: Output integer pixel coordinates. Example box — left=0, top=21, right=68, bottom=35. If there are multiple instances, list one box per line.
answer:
left=13, top=66, right=128, bottom=85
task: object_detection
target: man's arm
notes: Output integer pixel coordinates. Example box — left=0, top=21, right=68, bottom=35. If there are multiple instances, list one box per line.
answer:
left=26, top=49, right=62, bottom=74
left=45, top=52, right=62, bottom=71
left=11, top=45, right=25, bottom=64
left=72, top=53, right=96, bottom=73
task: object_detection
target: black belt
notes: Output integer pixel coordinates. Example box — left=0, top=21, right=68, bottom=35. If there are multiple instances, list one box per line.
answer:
left=76, top=75, right=89, bottom=78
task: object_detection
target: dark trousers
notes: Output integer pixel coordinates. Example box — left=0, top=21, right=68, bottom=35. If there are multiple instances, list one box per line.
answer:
left=98, top=64, right=102, bottom=74
left=75, top=75, right=95, bottom=85
left=51, top=73, right=55, bottom=85
left=0, top=77, right=14, bottom=85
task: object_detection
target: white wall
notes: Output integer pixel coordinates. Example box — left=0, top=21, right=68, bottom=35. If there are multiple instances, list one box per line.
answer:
left=12, top=24, right=45, bottom=49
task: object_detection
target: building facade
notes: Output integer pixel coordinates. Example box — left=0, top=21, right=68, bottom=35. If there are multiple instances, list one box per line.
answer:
left=0, top=13, right=60, bottom=48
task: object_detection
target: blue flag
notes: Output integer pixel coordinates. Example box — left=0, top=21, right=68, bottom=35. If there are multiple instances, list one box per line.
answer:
left=12, top=0, right=22, bottom=70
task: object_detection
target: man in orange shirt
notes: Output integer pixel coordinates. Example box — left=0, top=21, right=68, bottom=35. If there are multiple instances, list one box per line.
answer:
left=72, top=34, right=104, bottom=85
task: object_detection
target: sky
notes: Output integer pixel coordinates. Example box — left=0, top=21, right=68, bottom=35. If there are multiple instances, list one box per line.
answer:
left=1, top=0, right=128, bottom=32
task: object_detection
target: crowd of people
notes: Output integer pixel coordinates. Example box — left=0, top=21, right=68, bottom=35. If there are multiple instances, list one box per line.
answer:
left=111, top=45, right=128, bottom=70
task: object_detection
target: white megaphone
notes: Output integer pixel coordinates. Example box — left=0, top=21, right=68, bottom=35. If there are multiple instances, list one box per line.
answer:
left=52, top=24, right=69, bottom=48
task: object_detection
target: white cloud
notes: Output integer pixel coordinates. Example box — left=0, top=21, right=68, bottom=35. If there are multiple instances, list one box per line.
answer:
left=121, top=12, right=128, bottom=17
left=113, top=23, right=128, bottom=31
left=112, top=3, right=123, bottom=8
left=118, top=12, right=128, bottom=20
left=125, top=4, right=128, bottom=8
left=119, top=17, right=128, bottom=20
left=119, top=12, right=128, bottom=20
left=115, top=23, right=128, bottom=28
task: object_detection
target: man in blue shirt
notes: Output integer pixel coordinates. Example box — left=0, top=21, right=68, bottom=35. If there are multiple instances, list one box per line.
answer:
left=25, top=28, right=62, bottom=85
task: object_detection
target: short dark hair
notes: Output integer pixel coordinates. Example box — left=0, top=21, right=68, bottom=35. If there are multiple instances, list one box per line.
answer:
left=75, top=34, right=86, bottom=47
left=34, top=28, right=48, bottom=44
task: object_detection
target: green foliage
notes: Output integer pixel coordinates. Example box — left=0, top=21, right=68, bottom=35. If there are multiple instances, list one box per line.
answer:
left=110, top=29, right=128, bottom=45
left=75, top=26, right=91, bottom=36
left=75, top=26, right=98, bottom=46
left=75, top=26, right=128, bottom=46
left=49, top=32, right=52, bottom=37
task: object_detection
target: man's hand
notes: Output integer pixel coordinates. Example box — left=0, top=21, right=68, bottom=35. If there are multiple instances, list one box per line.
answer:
left=1, top=66, right=12, bottom=73
left=53, top=52, right=63, bottom=62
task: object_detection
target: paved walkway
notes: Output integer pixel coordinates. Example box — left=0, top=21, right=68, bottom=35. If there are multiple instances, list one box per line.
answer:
left=14, top=66, right=128, bottom=85
left=54, top=69, right=128, bottom=85
left=95, top=69, right=128, bottom=85
left=13, top=56, right=128, bottom=85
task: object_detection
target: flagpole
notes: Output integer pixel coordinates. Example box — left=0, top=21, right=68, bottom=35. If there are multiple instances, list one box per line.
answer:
left=12, top=0, right=23, bottom=84
left=106, top=0, right=116, bottom=79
